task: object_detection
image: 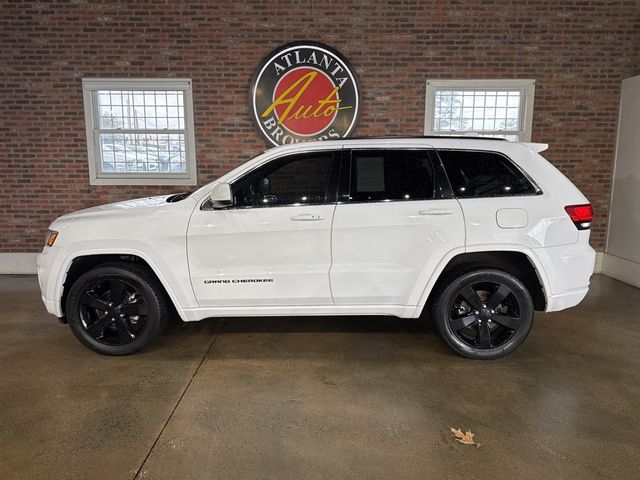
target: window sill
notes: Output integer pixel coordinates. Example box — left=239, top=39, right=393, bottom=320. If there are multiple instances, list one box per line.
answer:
left=90, top=176, right=197, bottom=186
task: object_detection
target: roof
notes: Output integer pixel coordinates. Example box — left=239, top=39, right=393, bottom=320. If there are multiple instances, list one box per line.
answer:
left=259, top=136, right=548, bottom=156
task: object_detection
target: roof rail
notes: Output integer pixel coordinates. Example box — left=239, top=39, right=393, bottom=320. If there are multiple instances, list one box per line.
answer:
left=339, top=135, right=509, bottom=141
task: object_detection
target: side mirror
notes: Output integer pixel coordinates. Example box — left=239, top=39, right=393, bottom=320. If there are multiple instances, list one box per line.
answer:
left=210, top=182, right=233, bottom=209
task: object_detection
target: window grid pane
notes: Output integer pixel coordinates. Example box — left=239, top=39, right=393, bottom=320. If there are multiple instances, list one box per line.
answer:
left=98, top=90, right=184, bottom=131
left=434, top=90, right=522, bottom=135
left=99, top=132, right=187, bottom=174
left=96, top=89, right=187, bottom=174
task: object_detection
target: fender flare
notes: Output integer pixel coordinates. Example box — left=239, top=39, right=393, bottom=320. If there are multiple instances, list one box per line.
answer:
left=54, top=248, right=189, bottom=322
left=411, top=244, right=551, bottom=317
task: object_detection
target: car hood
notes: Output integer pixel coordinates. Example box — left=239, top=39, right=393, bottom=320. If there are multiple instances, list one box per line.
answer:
left=55, top=195, right=172, bottom=223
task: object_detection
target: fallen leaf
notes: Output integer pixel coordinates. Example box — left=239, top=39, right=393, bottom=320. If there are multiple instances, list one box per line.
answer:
left=450, top=427, right=481, bottom=448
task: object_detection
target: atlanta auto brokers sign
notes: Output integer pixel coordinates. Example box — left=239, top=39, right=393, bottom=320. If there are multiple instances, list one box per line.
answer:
left=250, top=41, right=361, bottom=146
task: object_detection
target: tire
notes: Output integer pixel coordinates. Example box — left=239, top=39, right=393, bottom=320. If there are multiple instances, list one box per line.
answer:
left=65, top=263, right=169, bottom=355
left=432, top=269, right=534, bottom=359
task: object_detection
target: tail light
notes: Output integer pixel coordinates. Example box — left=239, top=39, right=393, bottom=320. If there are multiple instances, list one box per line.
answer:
left=564, top=204, right=593, bottom=230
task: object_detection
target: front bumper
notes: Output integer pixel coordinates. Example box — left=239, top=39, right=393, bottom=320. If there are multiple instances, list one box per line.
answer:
left=37, top=246, right=66, bottom=318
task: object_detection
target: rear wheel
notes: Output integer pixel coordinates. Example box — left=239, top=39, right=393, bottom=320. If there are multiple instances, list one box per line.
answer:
left=66, top=263, right=168, bottom=355
left=432, top=269, right=534, bottom=359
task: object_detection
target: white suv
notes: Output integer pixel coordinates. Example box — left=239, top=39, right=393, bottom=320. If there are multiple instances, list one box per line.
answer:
left=37, top=137, right=596, bottom=359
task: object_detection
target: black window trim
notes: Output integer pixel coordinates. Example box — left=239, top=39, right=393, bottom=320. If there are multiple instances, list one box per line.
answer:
left=338, top=147, right=452, bottom=205
left=435, top=148, right=543, bottom=199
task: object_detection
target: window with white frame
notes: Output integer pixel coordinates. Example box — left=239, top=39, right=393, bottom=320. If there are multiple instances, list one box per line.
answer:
left=82, top=78, right=197, bottom=185
left=424, top=79, right=535, bottom=142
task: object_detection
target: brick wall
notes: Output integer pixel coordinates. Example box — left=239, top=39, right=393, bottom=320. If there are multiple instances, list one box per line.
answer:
left=1, top=0, right=638, bottom=252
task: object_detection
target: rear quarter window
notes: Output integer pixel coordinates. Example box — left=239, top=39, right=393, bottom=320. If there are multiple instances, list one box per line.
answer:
left=438, top=150, right=539, bottom=198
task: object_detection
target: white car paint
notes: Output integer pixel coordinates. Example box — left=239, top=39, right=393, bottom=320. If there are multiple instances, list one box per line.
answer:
left=37, top=138, right=596, bottom=322
left=188, top=202, right=336, bottom=307
left=330, top=198, right=465, bottom=307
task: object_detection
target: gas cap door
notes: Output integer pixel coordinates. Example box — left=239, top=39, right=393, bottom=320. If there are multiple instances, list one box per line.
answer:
left=496, top=208, right=528, bottom=229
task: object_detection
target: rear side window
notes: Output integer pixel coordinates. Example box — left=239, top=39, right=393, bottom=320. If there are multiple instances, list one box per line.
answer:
left=349, top=150, right=435, bottom=202
left=438, top=150, right=538, bottom=198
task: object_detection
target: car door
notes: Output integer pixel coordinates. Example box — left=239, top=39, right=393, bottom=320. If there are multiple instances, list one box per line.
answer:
left=187, top=150, right=340, bottom=307
left=330, top=148, right=465, bottom=306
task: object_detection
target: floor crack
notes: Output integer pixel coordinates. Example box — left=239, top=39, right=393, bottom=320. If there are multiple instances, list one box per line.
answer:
left=133, top=321, right=224, bottom=479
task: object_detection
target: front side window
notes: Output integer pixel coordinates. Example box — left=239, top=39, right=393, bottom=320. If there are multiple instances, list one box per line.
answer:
left=232, top=152, right=334, bottom=208
left=82, top=78, right=197, bottom=185
left=425, top=79, right=535, bottom=141
left=438, top=150, right=538, bottom=198
left=348, top=150, right=435, bottom=202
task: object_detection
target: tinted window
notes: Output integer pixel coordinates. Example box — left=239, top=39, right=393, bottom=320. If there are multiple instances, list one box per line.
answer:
left=438, top=150, right=537, bottom=198
left=232, top=152, right=334, bottom=207
left=349, top=150, right=435, bottom=202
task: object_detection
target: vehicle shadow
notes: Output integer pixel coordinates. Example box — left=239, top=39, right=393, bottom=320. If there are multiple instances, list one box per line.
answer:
left=154, top=312, right=451, bottom=363
left=166, top=313, right=435, bottom=335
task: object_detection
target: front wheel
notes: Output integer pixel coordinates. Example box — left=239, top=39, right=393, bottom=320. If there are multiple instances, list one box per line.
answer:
left=65, top=263, right=168, bottom=355
left=432, top=269, right=534, bottom=359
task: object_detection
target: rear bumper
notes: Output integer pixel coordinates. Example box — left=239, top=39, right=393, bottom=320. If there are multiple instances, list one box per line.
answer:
left=533, top=240, right=596, bottom=312
left=545, top=286, right=589, bottom=312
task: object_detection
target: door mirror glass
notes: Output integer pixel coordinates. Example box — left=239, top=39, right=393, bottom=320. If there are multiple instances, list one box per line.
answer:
left=210, top=182, right=233, bottom=208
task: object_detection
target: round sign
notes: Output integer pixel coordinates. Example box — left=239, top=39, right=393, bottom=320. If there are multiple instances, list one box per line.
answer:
left=250, top=41, right=361, bottom=146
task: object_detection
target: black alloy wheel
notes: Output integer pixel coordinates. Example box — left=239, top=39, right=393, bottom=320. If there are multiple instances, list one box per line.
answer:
left=66, top=263, right=168, bottom=355
left=78, top=278, right=148, bottom=346
left=433, top=269, right=534, bottom=359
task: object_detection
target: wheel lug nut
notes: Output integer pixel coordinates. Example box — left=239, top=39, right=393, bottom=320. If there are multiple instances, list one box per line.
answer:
left=474, top=310, right=479, bottom=315
left=108, top=302, right=113, bottom=307
left=120, top=313, right=124, bottom=318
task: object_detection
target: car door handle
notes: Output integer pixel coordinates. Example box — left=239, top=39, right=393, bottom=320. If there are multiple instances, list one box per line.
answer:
left=419, top=209, right=453, bottom=216
left=291, top=213, right=324, bottom=221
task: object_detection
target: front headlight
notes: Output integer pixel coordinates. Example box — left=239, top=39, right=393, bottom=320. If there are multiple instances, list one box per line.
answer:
left=45, top=230, right=59, bottom=247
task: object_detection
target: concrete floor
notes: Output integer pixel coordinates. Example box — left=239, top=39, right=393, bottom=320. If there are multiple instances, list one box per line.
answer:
left=0, top=274, right=638, bottom=479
